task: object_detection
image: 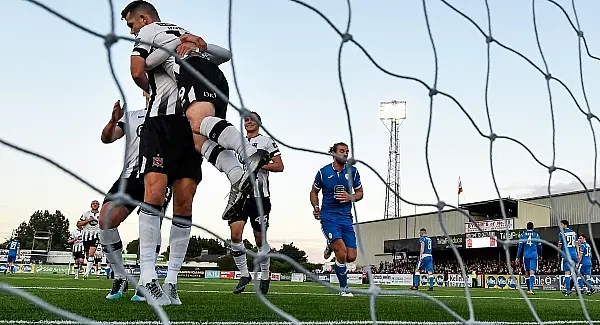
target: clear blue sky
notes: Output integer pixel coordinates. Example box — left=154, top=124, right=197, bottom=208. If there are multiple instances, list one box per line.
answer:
left=1, top=0, right=599, bottom=262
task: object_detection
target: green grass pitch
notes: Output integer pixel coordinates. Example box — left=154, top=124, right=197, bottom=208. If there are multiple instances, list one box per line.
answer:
left=0, top=274, right=599, bottom=324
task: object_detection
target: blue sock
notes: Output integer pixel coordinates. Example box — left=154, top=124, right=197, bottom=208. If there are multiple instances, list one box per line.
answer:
left=585, top=279, right=593, bottom=290
left=334, top=261, right=348, bottom=289
left=530, top=275, right=535, bottom=291
left=413, top=274, right=420, bottom=288
left=565, top=275, right=571, bottom=293
left=525, top=277, right=530, bottom=290
left=578, top=277, right=583, bottom=290
left=428, top=275, right=434, bottom=288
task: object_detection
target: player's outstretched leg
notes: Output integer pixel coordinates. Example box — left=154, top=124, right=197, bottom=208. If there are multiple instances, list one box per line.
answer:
left=179, top=56, right=269, bottom=220
left=138, top=203, right=170, bottom=306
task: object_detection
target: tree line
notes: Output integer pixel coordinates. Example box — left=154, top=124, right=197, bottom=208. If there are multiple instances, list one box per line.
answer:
left=1, top=210, right=323, bottom=273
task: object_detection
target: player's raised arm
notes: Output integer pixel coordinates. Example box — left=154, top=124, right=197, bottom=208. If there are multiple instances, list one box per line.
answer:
left=101, top=101, right=126, bottom=144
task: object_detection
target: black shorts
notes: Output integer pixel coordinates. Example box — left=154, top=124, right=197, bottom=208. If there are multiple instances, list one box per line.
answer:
left=83, top=238, right=99, bottom=253
left=73, top=251, right=85, bottom=260
left=177, top=56, right=229, bottom=118
left=103, top=176, right=173, bottom=213
left=139, top=115, right=203, bottom=184
left=228, top=197, right=271, bottom=232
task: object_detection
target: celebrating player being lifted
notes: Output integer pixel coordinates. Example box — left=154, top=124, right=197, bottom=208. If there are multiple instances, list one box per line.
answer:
left=68, top=226, right=85, bottom=279
left=310, top=142, right=363, bottom=297
left=98, top=96, right=173, bottom=302
left=121, top=0, right=269, bottom=222
left=515, top=222, right=542, bottom=295
left=229, top=112, right=284, bottom=295
left=77, top=200, right=100, bottom=279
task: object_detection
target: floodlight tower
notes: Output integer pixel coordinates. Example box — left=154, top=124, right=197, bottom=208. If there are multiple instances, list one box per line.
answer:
left=379, top=100, right=407, bottom=219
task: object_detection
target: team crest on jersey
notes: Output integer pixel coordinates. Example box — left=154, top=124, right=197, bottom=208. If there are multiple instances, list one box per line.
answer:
left=152, top=156, right=164, bottom=168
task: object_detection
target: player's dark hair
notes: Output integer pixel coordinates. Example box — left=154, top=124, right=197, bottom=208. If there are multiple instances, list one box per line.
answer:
left=420, top=228, right=427, bottom=232
left=580, top=234, right=587, bottom=240
left=527, top=222, right=534, bottom=230
left=560, top=219, right=569, bottom=227
left=250, top=111, right=262, bottom=122
left=121, top=1, right=160, bottom=20
left=328, top=142, right=348, bottom=154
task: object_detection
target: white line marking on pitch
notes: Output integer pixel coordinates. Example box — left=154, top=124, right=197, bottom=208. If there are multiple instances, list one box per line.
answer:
left=0, top=320, right=599, bottom=325
left=8, top=286, right=600, bottom=302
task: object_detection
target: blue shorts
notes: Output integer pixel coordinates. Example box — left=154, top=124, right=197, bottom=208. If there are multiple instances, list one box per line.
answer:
left=320, top=217, right=356, bottom=249
left=562, top=256, right=578, bottom=272
left=523, top=257, right=538, bottom=272
left=7, top=254, right=16, bottom=263
left=416, top=256, right=433, bottom=273
left=579, top=264, right=592, bottom=276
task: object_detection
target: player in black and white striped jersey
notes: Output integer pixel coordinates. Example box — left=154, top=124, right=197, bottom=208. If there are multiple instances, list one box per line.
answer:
left=77, top=200, right=100, bottom=279
left=98, top=96, right=173, bottom=302
left=229, top=112, right=284, bottom=295
left=120, top=0, right=267, bottom=306
left=123, top=1, right=269, bottom=223
left=68, top=226, right=85, bottom=279
left=93, top=243, right=105, bottom=278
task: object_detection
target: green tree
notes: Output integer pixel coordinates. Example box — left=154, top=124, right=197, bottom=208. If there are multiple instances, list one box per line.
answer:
left=163, top=236, right=228, bottom=261
left=10, top=210, right=70, bottom=251
left=278, top=242, right=308, bottom=264
left=126, top=239, right=140, bottom=257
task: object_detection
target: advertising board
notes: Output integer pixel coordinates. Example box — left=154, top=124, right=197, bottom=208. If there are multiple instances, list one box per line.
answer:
left=485, top=274, right=520, bottom=289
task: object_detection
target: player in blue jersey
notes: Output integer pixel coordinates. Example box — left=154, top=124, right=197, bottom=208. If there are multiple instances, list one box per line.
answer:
left=577, top=234, right=594, bottom=295
left=310, top=142, right=363, bottom=297
left=515, top=222, right=543, bottom=295
left=410, top=228, right=434, bottom=291
left=5, top=238, right=21, bottom=275
left=558, top=219, right=579, bottom=296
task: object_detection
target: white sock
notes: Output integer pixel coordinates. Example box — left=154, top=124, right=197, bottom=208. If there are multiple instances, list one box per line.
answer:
left=201, top=140, right=243, bottom=184
left=86, top=257, right=94, bottom=275
left=258, top=243, right=271, bottom=280
left=138, top=204, right=162, bottom=285
left=231, top=241, right=249, bottom=277
left=199, top=117, right=257, bottom=158
left=99, top=228, right=126, bottom=280
left=165, top=216, right=192, bottom=284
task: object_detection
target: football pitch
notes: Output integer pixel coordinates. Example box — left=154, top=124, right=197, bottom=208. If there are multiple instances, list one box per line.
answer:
left=1, top=275, right=600, bottom=324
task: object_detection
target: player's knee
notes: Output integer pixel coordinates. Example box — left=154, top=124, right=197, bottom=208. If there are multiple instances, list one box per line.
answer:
left=186, top=103, right=215, bottom=131
left=230, top=222, right=244, bottom=243
left=144, top=173, right=168, bottom=205
left=172, top=180, right=197, bottom=216
left=99, top=202, right=126, bottom=230
left=334, top=249, right=347, bottom=263
left=346, top=249, right=357, bottom=263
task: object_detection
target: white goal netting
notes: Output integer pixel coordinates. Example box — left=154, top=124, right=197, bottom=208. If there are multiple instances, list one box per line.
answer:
left=2, top=0, right=600, bottom=324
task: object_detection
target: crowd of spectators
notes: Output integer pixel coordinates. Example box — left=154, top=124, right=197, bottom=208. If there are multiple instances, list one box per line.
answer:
left=373, top=256, right=600, bottom=275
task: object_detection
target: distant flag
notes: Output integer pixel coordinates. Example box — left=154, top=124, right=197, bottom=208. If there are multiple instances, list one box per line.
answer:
left=458, top=177, right=463, bottom=195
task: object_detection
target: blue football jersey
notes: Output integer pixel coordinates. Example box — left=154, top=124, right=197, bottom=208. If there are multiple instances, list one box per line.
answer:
left=313, top=163, right=362, bottom=219
left=420, top=236, right=433, bottom=255
left=580, top=242, right=592, bottom=266
left=7, top=240, right=20, bottom=255
left=517, top=230, right=542, bottom=259
left=559, top=228, right=578, bottom=259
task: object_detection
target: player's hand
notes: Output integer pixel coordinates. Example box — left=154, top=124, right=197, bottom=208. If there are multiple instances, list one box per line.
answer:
left=179, top=34, right=207, bottom=52
left=335, top=190, right=352, bottom=203
left=176, top=41, right=199, bottom=57
left=111, top=100, right=124, bottom=122
left=313, top=206, right=320, bottom=220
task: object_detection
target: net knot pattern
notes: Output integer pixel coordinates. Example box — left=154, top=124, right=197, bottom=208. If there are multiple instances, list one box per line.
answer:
left=1, top=0, right=600, bottom=324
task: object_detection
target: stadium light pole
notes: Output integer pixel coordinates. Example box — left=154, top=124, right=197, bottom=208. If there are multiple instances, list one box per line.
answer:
left=379, top=100, right=407, bottom=235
